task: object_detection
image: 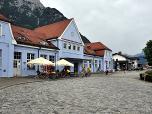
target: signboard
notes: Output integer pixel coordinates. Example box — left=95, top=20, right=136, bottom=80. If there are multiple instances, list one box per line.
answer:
left=92, top=59, right=94, bottom=62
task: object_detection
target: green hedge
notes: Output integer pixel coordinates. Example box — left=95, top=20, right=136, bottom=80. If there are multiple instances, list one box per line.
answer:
left=145, top=74, right=152, bottom=82
left=145, top=70, right=152, bottom=75
left=140, top=73, right=144, bottom=80
left=140, top=73, right=152, bottom=82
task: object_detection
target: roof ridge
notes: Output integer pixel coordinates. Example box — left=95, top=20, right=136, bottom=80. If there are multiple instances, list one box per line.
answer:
left=34, top=18, right=73, bottom=30
left=11, top=25, right=46, bottom=38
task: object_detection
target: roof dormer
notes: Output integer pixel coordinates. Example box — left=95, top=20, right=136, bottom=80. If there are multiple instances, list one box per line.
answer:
left=40, top=41, right=49, bottom=45
left=16, top=37, right=30, bottom=41
left=87, top=45, right=91, bottom=49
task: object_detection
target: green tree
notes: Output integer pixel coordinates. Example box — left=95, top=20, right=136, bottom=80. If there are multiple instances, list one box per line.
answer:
left=142, top=40, right=152, bottom=65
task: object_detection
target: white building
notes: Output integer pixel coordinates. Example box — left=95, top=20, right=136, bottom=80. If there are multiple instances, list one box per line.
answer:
left=113, top=52, right=139, bottom=70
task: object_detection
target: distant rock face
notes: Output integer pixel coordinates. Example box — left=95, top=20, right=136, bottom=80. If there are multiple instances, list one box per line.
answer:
left=10, top=0, right=44, bottom=10
left=0, top=0, right=67, bottom=29
left=0, top=0, right=44, bottom=12
left=0, top=0, right=90, bottom=43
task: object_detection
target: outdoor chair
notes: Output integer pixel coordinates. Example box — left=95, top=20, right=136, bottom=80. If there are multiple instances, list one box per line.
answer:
left=35, top=71, right=49, bottom=79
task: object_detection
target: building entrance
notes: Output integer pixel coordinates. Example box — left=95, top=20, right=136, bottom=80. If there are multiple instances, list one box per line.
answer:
left=74, top=63, right=78, bottom=72
left=13, top=52, right=21, bottom=76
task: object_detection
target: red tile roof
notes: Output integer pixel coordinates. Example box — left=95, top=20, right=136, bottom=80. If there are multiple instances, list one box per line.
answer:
left=11, top=25, right=58, bottom=49
left=85, top=42, right=112, bottom=51
left=84, top=45, right=102, bottom=56
left=34, top=19, right=73, bottom=39
left=84, top=42, right=112, bottom=57
left=0, top=14, right=11, bottom=23
left=96, top=50, right=105, bottom=56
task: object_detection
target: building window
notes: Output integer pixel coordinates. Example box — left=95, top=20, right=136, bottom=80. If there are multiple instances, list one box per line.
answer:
left=77, top=46, right=80, bottom=51
left=0, top=24, right=2, bottom=36
left=95, top=60, right=97, bottom=68
left=71, top=32, right=74, bottom=36
left=41, top=54, right=47, bottom=59
left=14, top=52, right=21, bottom=59
left=68, top=44, right=72, bottom=50
left=13, top=60, right=17, bottom=68
left=99, top=60, right=101, bottom=69
left=106, top=51, right=108, bottom=56
left=73, top=45, right=76, bottom=51
left=40, top=54, right=47, bottom=69
left=84, top=60, right=87, bottom=68
left=63, top=43, right=67, bottom=49
left=0, top=50, right=1, bottom=69
left=49, top=56, right=54, bottom=63
left=27, top=53, right=35, bottom=70
left=109, top=52, right=111, bottom=56
left=89, top=60, right=91, bottom=68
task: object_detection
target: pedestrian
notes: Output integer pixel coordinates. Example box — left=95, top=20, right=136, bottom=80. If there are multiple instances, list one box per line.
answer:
left=88, top=67, right=91, bottom=76
left=106, top=68, right=109, bottom=76
left=124, top=67, right=126, bottom=73
left=66, top=69, right=71, bottom=77
left=83, top=67, right=87, bottom=77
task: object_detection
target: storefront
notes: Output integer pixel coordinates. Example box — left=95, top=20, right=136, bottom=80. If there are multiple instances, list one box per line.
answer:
left=13, top=45, right=58, bottom=76
left=0, top=14, right=113, bottom=77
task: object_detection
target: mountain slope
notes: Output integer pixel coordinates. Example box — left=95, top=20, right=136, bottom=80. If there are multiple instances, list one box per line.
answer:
left=0, top=0, right=90, bottom=43
left=123, top=52, right=147, bottom=65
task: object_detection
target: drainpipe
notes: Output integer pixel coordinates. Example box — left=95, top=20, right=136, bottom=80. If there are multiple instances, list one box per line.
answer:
left=37, top=46, right=41, bottom=71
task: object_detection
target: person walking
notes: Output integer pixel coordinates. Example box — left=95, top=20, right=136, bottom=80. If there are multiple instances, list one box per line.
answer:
left=67, top=69, right=71, bottom=77
left=83, top=67, right=87, bottom=77
left=88, top=67, right=91, bottom=76
left=124, top=67, right=126, bottom=73
left=106, top=68, right=109, bottom=76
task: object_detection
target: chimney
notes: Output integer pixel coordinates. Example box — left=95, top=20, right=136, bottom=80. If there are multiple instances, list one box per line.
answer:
left=118, top=51, right=122, bottom=55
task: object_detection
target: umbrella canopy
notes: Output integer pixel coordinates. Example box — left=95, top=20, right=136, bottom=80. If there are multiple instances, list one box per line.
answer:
left=55, top=59, right=74, bottom=67
left=27, top=57, right=55, bottom=66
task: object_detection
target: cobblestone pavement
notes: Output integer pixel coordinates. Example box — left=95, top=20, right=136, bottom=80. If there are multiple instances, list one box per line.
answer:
left=0, top=71, right=152, bottom=114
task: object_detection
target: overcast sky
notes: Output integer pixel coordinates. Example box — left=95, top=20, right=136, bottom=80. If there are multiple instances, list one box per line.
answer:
left=40, top=0, right=152, bottom=55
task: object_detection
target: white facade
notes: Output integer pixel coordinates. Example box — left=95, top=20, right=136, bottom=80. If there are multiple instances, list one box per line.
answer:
left=113, top=55, right=126, bottom=61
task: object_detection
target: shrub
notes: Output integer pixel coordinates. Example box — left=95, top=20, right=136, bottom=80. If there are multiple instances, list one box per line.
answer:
left=145, top=70, right=152, bottom=74
left=140, top=73, right=144, bottom=80
left=144, top=74, right=152, bottom=82
left=147, top=74, right=152, bottom=82
left=145, top=75, right=150, bottom=81
left=140, top=72, right=152, bottom=82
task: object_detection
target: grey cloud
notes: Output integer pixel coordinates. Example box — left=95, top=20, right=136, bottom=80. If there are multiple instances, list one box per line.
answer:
left=41, top=0, right=152, bottom=55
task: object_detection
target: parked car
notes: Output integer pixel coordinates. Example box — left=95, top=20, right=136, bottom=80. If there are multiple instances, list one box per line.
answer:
left=143, top=67, right=146, bottom=70
left=133, top=67, right=141, bottom=70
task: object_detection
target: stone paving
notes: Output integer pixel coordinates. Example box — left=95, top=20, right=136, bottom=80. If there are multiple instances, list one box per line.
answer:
left=0, top=71, right=152, bottom=114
